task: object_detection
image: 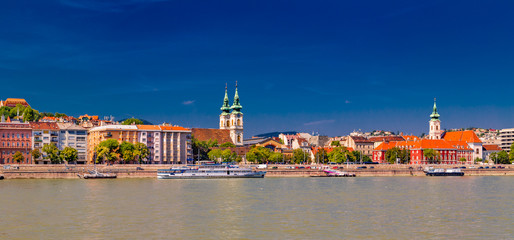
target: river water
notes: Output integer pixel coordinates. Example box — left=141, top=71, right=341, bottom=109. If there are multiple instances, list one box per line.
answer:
left=0, top=177, right=512, bottom=239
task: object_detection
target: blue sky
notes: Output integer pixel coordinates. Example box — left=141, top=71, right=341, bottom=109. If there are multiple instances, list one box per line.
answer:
left=1, top=0, right=514, bottom=137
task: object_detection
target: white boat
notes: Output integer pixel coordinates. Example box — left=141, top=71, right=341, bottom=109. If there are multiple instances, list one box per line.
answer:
left=315, top=169, right=356, bottom=177
left=157, top=164, right=266, bottom=179
left=424, top=167, right=464, bottom=176
left=80, top=170, right=117, bottom=179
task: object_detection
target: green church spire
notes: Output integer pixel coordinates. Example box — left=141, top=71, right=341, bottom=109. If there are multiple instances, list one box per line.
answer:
left=220, top=83, right=231, bottom=115
left=430, top=98, right=440, bottom=121
left=230, top=81, right=243, bottom=114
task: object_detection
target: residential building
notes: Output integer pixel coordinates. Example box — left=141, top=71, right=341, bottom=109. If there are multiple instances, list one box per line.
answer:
left=57, top=123, right=88, bottom=164
left=499, top=128, right=514, bottom=152
left=344, top=136, right=374, bottom=157
left=308, top=135, right=330, bottom=147
left=88, top=124, right=192, bottom=164
left=368, top=136, right=405, bottom=149
left=30, top=122, right=60, bottom=164
left=0, top=122, right=32, bottom=164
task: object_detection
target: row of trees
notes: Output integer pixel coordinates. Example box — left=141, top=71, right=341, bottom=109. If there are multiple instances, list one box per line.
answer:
left=28, top=144, right=78, bottom=164
left=94, top=139, right=150, bottom=164
left=314, top=147, right=372, bottom=164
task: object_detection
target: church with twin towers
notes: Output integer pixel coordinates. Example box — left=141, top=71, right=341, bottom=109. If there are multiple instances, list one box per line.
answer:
left=219, top=82, right=244, bottom=146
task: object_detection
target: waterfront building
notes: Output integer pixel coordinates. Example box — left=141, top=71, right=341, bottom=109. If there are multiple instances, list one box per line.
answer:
left=88, top=124, right=191, bottom=164
left=0, top=98, right=30, bottom=108
left=29, top=122, right=59, bottom=164
left=428, top=99, right=443, bottom=140
left=368, top=136, right=405, bottom=149
left=373, top=139, right=473, bottom=164
left=499, top=128, right=514, bottom=152
left=344, top=136, right=374, bottom=157
left=219, top=83, right=244, bottom=146
left=0, top=122, right=32, bottom=164
left=443, top=130, right=483, bottom=160
left=56, top=123, right=88, bottom=164
left=482, top=144, right=502, bottom=163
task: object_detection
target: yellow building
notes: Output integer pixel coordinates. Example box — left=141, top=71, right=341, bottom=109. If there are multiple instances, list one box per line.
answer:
left=87, top=125, right=139, bottom=164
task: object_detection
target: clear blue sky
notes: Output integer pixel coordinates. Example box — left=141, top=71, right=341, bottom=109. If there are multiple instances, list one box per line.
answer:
left=1, top=0, right=514, bottom=137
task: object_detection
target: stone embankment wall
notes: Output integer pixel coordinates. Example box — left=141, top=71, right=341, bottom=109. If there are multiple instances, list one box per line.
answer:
left=0, top=164, right=513, bottom=179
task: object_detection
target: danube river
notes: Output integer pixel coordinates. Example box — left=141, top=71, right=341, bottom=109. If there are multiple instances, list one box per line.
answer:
left=1, top=177, right=512, bottom=239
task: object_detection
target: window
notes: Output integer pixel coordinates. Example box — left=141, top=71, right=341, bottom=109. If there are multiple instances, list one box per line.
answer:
left=21, top=134, right=24, bottom=138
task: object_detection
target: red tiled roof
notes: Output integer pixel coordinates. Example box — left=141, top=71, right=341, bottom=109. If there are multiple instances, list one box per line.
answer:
left=192, top=128, right=233, bottom=144
left=483, top=144, right=501, bottom=151
left=374, top=139, right=472, bottom=151
left=401, top=135, right=420, bottom=141
left=368, top=136, right=405, bottom=142
left=351, top=136, right=372, bottom=143
left=160, top=125, right=190, bottom=131
left=29, top=122, right=59, bottom=130
left=443, top=130, right=481, bottom=143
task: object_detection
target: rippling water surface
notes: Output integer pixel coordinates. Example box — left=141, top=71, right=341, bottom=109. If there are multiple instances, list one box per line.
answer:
left=0, top=177, right=513, bottom=239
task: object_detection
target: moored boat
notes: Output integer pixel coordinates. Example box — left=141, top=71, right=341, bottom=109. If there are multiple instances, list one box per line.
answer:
left=80, top=170, right=117, bottom=179
left=424, top=167, right=464, bottom=176
left=312, top=169, right=356, bottom=177
left=157, top=164, right=266, bottom=179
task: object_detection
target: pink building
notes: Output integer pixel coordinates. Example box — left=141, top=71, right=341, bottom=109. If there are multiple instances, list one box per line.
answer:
left=0, top=122, right=33, bottom=164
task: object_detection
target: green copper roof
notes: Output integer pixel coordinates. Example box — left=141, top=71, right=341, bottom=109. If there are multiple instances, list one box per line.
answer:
left=430, top=98, right=440, bottom=120
left=230, top=82, right=243, bottom=114
left=220, top=85, right=231, bottom=115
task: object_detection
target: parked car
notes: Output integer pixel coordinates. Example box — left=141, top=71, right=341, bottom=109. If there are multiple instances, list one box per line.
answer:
left=492, top=166, right=496, bottom=169
left=460, top=166, right=466, bottom=169
left=478, top=166, right=484, bottom=169
left=370, top=166, right=374, bottom=169
left=485, top=166, right=489, bottom=169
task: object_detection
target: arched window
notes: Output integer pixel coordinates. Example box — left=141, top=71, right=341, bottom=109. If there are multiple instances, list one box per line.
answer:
left=237, top=134, right=241, bottom=143
left=237, top=119, right=241, bottom=126
left=226, top=121, right=229, bottom=127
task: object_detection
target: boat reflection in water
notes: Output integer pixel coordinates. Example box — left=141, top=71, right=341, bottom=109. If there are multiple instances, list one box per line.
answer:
left=157, top=164, right=266, bottom=179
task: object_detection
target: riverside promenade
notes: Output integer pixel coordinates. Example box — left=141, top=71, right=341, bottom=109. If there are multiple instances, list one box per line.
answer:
left=1, top=164, right=513, bottom=179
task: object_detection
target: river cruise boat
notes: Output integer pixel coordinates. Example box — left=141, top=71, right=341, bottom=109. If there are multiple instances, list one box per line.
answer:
left=312, top=169, right=356, bottom=177
left=157, top=164, right=266, bottom=179
left=424, top=167, right=464, bottom=176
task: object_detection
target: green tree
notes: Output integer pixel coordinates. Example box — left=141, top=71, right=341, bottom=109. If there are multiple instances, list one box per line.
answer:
left=314, top=148, right=329, bottom=164
left=489, top=152, right=498, bottom=164
left=292, top=148, right=309, bottom=164
left=60, top=147, right=78, bottom=164
left=385, top=148, right=410, bottom=164
left=120, top=141, right=136, bottom=163
left=134, top=143, right=150, bottom=164
left=459, top=157, right=466, bottom=163
left=22, top=106, right=40, bottom=122
left=96, top=139, right=120, bottom=164
left=474, top=158, right=482, bottom=164
left=497, top=150, right=510, bottom=164
left=54, top=112, right=67, bottom=118
left=220, top=142, right=236, bottom=148
left=42, top=143, right=61, bottom=164
left=192, top=137, right=218, bottom=161
left=122, top=118, right=144, bottom=125
left=327, top=147, right=348, bottom=163
left=9, top=104, right=26, bottom=119
left=246, top=146, right=272, bottom=164
left=423, top=149, right=440, bottom=164
left=13, top=151, right=24, bottom=163
left=0, top=106, right=11, bottom=118
left=269, top=152, right=284, bottom=163
left=509, top=143, right=514, bottom=163
left=208, top=149, right=223, bottom=162
left=31, top=149, right=42, bottom=161
left=221, top=149, right=237, bottom=162
left=330, top=141, right=341, bottom=146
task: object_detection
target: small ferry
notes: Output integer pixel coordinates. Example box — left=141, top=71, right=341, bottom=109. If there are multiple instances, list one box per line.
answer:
left=424, top=167, right=464, bottom=176
left=157, top=164, right=266, bottom=179
left=312, top=169, right=356, bottom=177
left=79, top=170, right=117, bottom=179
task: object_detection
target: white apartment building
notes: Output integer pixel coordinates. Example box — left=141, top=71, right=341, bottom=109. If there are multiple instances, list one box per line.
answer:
left=57, top=123, right=88, bottom=164
left=499, top=128, right=514, bottom=152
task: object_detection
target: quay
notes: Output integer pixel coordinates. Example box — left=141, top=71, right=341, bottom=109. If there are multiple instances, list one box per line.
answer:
left=1, top=164, right=513, bottom=179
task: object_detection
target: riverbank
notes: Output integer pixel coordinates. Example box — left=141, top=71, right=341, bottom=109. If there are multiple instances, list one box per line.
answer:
left=1, top=164, right=513, bottom=179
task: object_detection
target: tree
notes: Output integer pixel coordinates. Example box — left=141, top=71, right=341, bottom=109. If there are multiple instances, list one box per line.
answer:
left=489, top=152, right=498, bottom=164
left=269, top=152, right=284, bottom=163
left=314, top=148, right=329, bottom=164
left=220, top=142, right=236, bottom=148
left=13, top=151, right=24, bottom=163
left=385, top=148, right=410, bottom=164
left=497, top=151, right=510, bottom=164
left=42, top=143, right=61, bottom=164
left=122, top=118, right=144, bottom=125
left=292, top=148, right=309, bottom=164
left=509, top=143, right=514, bottom=163
left=459, top=157, right=466, bottom=163
left=423, top=149, right=440, bottom=164
left=221, top=149, right=237, bottom=162
left=246, top=146, right=272, bottom=164
left=22, top=106, right=40, bottom=122
left=96, top=139, right=120, bottom=164
left=31, top=149, right=42, bottom=161
left=330, top=141, right=341, bottom=146
left=474, top=158, right=482, bottom=164
left=120, top=141, right=136, bottom=163
left=327, top=147, right=348, bottom=163
left=192, top=137, right=218, bottom=161
left=208, top=149, right=223, bottom=162
left=134, top=143, right=150, bottom=164
left=60, top=147, right=78, bottom=164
